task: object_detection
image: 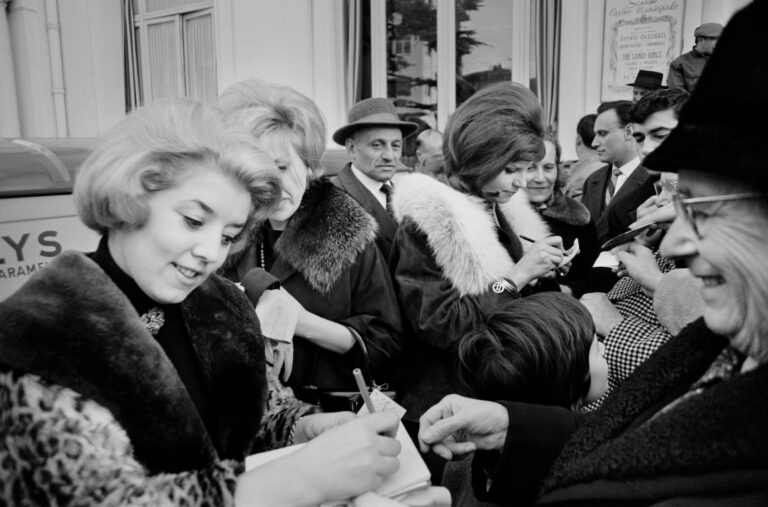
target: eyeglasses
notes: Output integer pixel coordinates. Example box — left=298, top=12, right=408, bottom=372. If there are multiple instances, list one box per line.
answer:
left=672, top=192, right=767, bottom=238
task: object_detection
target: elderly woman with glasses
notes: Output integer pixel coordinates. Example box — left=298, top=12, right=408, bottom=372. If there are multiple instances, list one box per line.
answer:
left=415, top=3, right=768, bottom=504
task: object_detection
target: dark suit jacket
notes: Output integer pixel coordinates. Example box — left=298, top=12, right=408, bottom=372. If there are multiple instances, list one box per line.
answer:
left=581, top=162, right=657, bottom=244
left=332, top=163, right=397, bottom=260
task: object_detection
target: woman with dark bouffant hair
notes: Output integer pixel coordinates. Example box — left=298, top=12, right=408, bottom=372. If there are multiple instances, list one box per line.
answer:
left=389, top=82, right=566, bottom=436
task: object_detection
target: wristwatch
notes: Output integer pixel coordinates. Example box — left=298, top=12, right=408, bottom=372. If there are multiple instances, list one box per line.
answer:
left=491, top=278, right=519, bottom=296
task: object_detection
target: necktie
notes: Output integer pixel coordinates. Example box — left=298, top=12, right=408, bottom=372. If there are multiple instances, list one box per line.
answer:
left=604, top=167, right=622, bottom=207
left=380, top=181, right=394, bottom=218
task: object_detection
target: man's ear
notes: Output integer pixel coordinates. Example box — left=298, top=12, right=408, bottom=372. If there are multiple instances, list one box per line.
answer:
left=345, top=137, right=356, bottom=155
left=624, top=123, right=635, bottom=141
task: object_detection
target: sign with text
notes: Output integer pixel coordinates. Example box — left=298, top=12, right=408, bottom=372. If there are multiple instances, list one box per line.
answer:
left=0, top=195, right=100, bottom=301
left=601, top=0, right=683, bottom=101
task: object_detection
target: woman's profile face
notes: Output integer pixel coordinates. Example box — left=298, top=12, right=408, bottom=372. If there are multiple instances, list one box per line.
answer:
left=108, top=163, right=251, bottom=304
left=524, top=140, right=558, bottom=205
left=258, top=133, right=309, bottom=228
left=480, top=160, right=533, bottom=204
left=660, top=169, right=759, bottom=342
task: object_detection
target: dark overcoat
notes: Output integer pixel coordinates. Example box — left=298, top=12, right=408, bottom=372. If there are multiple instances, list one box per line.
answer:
left=225, top=178, right=402, bottom=395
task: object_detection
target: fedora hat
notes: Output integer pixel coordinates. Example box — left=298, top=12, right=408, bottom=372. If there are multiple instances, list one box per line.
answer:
left=332, top=98, right=418, bottom=145
left=626, top=70, right=666, bottom=89
left=643, top=1, right=767, bottom=184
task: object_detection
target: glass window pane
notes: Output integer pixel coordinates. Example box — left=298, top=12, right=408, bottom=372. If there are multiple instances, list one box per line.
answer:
left=456, top=0, right=513, bottom=106
left=386, top=0, right=438, bottom=169
left=183, top=12, right=217, bottom=103
left=146, top=19, right=181, bottom=100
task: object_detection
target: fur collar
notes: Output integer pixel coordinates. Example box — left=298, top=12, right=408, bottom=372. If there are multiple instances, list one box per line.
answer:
left=536, top=189, right=592, bottom=226
left=391, top=173, right=549, bottom=296
left=229, top=178, right=378, bottom=295
left=0, top=251, right=266, bottom=473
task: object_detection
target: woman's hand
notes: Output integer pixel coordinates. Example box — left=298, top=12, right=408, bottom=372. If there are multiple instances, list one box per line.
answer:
left=614, top=243, right=663, bottom=296
left=267, top=340, right=294, bottom=382
left=293, top=411, right=357, bottom=444
left=237, top=412, right=401, bottom=506
left=418, top=394, right=509, bottom=460
left=509, top=236, right=563, bottom=288
left=579, top=293, right=623, bottom=337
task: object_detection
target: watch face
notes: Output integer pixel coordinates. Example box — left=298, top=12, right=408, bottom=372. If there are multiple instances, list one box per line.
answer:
left=492, top=281, right=505, bottom=293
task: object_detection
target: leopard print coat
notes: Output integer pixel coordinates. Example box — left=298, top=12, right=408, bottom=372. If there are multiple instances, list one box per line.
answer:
left=0, top=369, right=241, bottom=506
left=0, top=251, right=317, bottom=505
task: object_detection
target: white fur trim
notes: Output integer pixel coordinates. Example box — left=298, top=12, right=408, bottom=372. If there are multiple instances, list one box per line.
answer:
left=498, top=189, right=551, bottom=243
left=392, top=173, right=547, bottom=296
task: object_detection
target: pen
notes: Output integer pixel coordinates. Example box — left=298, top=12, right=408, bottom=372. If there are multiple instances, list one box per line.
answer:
left=519, top=235, right=535, bottom=243
left=353, top=368, right=376, bottom=414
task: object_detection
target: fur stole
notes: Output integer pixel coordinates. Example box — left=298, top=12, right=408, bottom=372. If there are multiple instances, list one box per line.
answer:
left=229, top=178, right=378, bottom=295
left=391, top=173, right=549, bottom=296
left=536, top=189, right=592, bottom=227
left=0, top=251, right=266, bottom=473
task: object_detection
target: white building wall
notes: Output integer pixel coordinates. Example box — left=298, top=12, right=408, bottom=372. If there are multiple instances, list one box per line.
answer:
left=217, top=0, right=347, bottom=146
left=3, top=0, right=124, bottom=138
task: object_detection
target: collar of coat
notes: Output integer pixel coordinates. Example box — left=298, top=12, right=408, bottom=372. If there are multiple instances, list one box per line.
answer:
left=0, top=251, right=266, bottom=473
left=391, top=173, right=549, bottom=296
left=538, top=189, right=592, bottom=226
left=229, top=177, right=377, bottom=295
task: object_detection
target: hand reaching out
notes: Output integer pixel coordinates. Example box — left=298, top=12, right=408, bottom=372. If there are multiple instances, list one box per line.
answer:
left=418, top=394, right=509, bottom=460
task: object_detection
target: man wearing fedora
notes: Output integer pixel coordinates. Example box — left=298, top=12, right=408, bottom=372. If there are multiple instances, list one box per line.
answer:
left=627, top=70, right=666, bottom=102
left=332, top=98, right=418, bottom=259
left=667, top=22, right=723, bottom=93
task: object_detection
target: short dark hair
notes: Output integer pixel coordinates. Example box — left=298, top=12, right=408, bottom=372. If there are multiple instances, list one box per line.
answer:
left=443, top=82, right=545, bottom=195
left=597, top=100, right=634, bottom=127
left=576, top=114, right=597, bottom=147
left=458, top=292, right=595, bottom=409
left=630, top=88, right=691, bottom=124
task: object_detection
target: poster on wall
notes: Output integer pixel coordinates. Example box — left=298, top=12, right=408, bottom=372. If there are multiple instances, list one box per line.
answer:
left=601, top=0, right=684, bottom=101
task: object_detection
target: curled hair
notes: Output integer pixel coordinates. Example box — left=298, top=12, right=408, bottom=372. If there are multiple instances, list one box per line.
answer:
left=443, top=82, right=545, bottom=195
left=217, top=79, right=327, bottom=175
left=630, top=88, right=690, bottom=124
left=597, top=100, right=634, bottom=127
left=73, top=98, right=281, bottom=254
left=458, top=292, right=595, bottom=408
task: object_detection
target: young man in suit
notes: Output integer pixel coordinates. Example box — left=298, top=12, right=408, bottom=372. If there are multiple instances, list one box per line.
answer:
left=332, top=98, right=418, bottom=259
left=580, top=100, right=653, bottom=243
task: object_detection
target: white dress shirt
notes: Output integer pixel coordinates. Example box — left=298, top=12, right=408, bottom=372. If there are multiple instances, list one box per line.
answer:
left=351, top=164, right=389, bottom=209
left=612, top=157, right=641, bottom=195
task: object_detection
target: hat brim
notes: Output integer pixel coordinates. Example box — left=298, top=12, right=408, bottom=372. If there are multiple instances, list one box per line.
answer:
left=626, top=82, right=668, bottom=89
left=332, top=121, right=419, bottom=146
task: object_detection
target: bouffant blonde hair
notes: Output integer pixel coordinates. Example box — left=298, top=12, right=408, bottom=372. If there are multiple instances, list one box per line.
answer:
left=73, top=98, right=280, bottom=254
left=217, top=79, right=327, bottom=175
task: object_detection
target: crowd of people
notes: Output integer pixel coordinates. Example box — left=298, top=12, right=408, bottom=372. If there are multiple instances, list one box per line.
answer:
left=0, top=1, right=766, bottom=505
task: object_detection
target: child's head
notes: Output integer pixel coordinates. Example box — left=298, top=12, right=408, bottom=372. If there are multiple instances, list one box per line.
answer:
left=458, top=292, right=607, bottom=410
